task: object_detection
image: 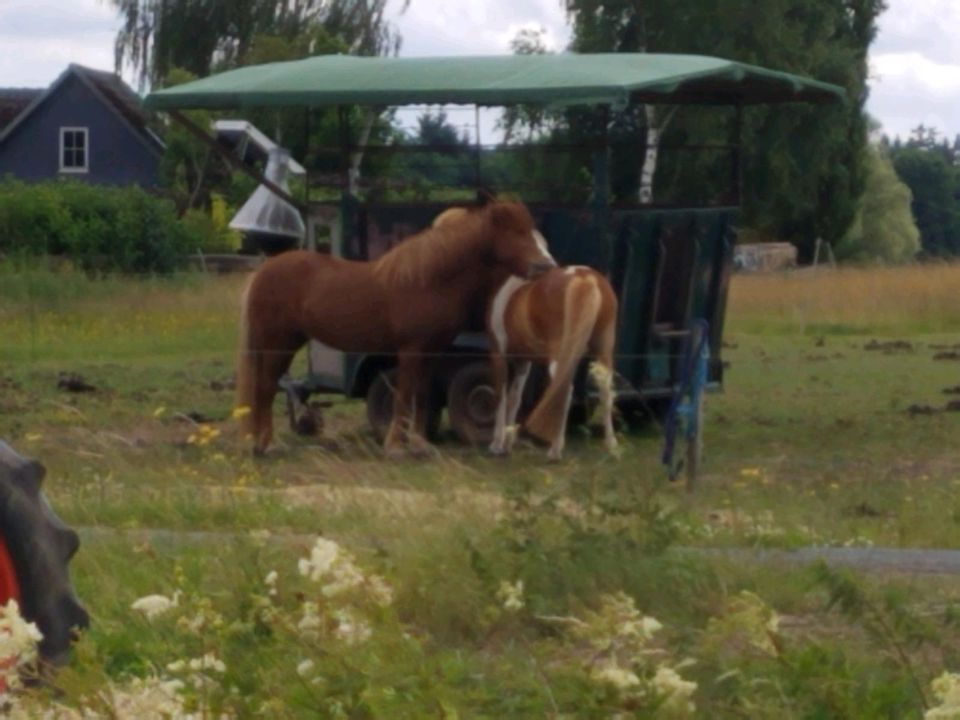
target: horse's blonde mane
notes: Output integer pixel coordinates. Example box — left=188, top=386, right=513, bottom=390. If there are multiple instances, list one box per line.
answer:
left=373, top=206, right=488, bottom=288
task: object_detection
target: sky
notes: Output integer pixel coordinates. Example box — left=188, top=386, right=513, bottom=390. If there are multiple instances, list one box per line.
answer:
left=0, top=0, right=955, bottom=142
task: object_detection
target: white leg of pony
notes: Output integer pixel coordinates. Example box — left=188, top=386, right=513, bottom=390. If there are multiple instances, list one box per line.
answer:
left=547, top=383, right=575, bottom=462
left=489, top=353, right=510, bottom=456
left=504, top=361, right=531, bottom=452
left=599, top=363, right=618, bottom=452
left=489, top=383, right=509, bottom=456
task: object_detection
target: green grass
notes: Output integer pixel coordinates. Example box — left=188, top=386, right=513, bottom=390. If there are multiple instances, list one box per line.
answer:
left=3, top=263, right=960, bottom=718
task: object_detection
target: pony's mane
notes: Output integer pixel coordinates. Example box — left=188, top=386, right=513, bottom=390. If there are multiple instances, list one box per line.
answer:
left=372, top=207, right=486, bottom=288
left=374, top=202, right=534, bottom=289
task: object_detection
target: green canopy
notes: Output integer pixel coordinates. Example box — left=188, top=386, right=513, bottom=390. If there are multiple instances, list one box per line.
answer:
left=144, top=53, right=845, bottom=110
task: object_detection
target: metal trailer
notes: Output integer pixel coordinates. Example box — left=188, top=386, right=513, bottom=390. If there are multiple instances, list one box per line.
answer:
left=145, top=53, right=844, bottom=487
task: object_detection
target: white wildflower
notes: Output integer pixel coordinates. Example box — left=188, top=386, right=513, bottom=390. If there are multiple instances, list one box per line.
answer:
left=367, top=574, right=394, bottom=607
left=591, top=662, right=641, bottom=691
left=264, top=570, right=278, bottom=597
left=927, top=672, right=960, bottom=719
left=298, top=537, right=341, bottom=581
left=184, top=652, right=226, bottom=674
left=296, top=659, right=315, bottom=678
left=322, top=560, right=365, bottom=598
left=130, top=591, right=181, bottom=621
left=496, top=580, right=525, bottom=612
left=298, top=601, right=322, bottom=639
left=0, top=600, right=43, bottom=690
left=87, top=677, right=187, bottom=719
left=652, top=665, right=697, bottom=717
left=333, top=608, right=372, bottom=645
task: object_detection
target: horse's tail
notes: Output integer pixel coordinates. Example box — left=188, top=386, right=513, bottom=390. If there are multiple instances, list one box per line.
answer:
left=235, top=277, right=256, bottom=438
left=524, top=273, right=602, bottom=443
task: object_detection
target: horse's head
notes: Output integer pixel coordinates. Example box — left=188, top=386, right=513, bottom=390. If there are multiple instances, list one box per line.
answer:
left=485, top=201, right=556, bottom=279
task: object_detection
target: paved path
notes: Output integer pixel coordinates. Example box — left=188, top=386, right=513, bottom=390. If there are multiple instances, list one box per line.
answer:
left=75, top=526, right=960, bottom=575
left=691, top=547, right=960, bottom=575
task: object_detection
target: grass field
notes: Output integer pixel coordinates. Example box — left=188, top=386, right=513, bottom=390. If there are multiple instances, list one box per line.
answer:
left=2, top=261, right=960, bottom=717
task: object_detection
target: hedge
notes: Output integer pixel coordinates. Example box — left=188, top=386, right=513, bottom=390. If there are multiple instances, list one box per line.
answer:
left=0, top=179, right=221, bottom=273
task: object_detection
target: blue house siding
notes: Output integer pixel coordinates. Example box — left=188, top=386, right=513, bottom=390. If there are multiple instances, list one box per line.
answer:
left=0, top=74, right=160, bottom=186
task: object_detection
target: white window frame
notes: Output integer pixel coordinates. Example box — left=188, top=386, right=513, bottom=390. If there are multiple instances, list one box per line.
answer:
left=59, top=127, right=89, bottom=174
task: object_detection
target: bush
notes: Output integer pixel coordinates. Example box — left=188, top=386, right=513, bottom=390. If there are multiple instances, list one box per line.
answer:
left=0, top=179, right=205, bottom=273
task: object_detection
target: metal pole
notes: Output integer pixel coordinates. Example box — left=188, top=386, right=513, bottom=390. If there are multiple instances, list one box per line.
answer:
left=592, top=104, right=612, bottom=269
left=474, top=105, right=482, bottom=193
left=732, top=102, right=744, bottom=206
left=337, top=106, right=350, bottom=195
left=168, top=110, right=305, bottom=212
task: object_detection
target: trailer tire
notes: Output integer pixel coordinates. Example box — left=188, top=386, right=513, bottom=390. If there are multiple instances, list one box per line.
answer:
left=446, top=361, right=497, bottom=446
left=0, top=442, right=89, bottom=669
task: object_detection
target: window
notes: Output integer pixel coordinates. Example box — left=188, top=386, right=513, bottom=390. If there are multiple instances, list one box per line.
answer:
left=60, top=128, right=88, bottom=173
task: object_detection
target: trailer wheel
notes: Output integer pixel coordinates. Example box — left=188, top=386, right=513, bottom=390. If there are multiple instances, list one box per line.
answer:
left=446, top=361, right=497, bottom=446
left=365, top=369, right=441, bottom=443
left=0, top=442, right=89, bottom=669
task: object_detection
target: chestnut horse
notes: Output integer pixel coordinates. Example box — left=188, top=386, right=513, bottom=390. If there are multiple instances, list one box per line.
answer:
left=236, top=199, right=556, bottom=456
left=487, top=266, right=619, bottom=460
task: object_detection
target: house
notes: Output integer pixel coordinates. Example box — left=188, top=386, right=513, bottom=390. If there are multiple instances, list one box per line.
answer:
left=0, top=64, right=164, bottom=186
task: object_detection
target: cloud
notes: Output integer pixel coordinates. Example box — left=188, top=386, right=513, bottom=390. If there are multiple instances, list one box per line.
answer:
left=391, top=0, right=570, bottom=57
left=0, top=0, right=119, bottom=87
left=872, top=52, right=960, bottom=98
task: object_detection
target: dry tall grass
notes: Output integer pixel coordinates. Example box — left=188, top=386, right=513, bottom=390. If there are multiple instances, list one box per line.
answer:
left=728, top=262, right=960, bottom=334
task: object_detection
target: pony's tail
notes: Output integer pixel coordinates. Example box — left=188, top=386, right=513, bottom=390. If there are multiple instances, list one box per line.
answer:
left=524, top=274, right=601, bottom=443
left=235, top=278, right=256, bottom=438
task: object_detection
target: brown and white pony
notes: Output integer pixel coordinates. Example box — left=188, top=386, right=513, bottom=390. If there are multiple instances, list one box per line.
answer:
left=487, top=266, right=619, bottom=461
left=236, top=199, right=556, bottom=457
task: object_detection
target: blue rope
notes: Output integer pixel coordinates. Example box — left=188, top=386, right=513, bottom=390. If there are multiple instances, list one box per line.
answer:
left=661, top=319, right=710, bottom=481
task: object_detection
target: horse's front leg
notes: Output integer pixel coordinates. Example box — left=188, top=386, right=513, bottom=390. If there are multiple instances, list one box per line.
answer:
left=488, top=350, right=510, bottom=456
left=384, top=350, right=437, bottom=459
left=504, top=360, right=531, bottom=452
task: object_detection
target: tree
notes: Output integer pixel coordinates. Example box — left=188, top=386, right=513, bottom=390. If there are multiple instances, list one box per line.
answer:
left=561, top=0, right=887, bottom=258
left=836, top=144, right=920, bottom=263
left=111, top=0, right=405, bottom=89
left=891, top=146, right=960, bottom=257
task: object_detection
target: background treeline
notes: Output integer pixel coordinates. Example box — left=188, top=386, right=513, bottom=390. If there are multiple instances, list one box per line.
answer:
left=5, top=0, right=959, bottom=271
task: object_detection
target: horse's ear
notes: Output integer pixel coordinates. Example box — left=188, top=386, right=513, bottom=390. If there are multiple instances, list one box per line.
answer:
left=476, top=187, right=497, bottom=207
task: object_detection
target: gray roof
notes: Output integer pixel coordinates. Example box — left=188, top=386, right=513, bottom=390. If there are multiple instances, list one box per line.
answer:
left=0, top=88, right=42, bottom=133
left=0, top=64, right=164, bottom=154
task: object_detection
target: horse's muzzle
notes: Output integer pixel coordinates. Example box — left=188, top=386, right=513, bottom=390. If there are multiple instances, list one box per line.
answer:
left=527, top=260, right=557, bottom=278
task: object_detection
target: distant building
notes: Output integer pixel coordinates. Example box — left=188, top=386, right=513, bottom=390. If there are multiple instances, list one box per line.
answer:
left=0, top=64, right=164, bottom=186
left=733, top=242, right=798, bottom=272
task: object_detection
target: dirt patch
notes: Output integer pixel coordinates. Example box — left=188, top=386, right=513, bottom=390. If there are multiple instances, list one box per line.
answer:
left=208, top=378, right=236, bottom=392
left=864, top=339, right=913, bottom=353
left=57, top=372, right=96, bottom=393
left=906, top=404, right=938, bottom=417
left=933, top=351, right=960, bottom=361
left=946, top=400, right=960, bottom=413
left=844, top=501, right=892, bottom=519
left=942, top=386, right=960, bottom=395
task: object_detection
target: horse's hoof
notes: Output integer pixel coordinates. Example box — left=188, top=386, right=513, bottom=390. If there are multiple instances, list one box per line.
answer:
left=408, top=442, right=440, bottom=461
left=384, top=445, right=407, bottom=461
left=546, top=448, right=564, bottom=462
left=518, top=425, right=550, bottom=448
left=488, top=444, right=509, bottom=457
